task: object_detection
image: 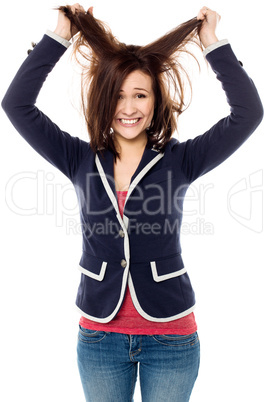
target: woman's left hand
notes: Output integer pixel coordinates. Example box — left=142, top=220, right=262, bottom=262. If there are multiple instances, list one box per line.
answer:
left=197, top=6, right=221, bottom=48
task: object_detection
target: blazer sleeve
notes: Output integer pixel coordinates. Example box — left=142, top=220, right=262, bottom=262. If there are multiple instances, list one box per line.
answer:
left=178, top=43, right=264, bottom=184
left=1, top=34, right=89, bottom=182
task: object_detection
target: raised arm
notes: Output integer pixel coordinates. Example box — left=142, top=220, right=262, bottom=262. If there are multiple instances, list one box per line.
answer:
left=1, top=5, right=92, bottom=181
left=175, top=7, right=264, bottom=183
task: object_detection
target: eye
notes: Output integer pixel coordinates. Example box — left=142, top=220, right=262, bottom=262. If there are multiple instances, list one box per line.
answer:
left=136, top=94, right=146, bottom=99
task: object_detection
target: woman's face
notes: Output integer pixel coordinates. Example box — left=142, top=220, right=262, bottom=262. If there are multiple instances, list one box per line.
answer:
left=111, top=70, right=155, bottom=144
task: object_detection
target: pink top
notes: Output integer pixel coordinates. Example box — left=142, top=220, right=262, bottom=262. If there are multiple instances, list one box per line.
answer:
left=79, top=190, right=197, bottom=335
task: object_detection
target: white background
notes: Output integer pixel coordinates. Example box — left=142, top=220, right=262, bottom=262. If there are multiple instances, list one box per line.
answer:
left=0, top=0, right=267, bottom=401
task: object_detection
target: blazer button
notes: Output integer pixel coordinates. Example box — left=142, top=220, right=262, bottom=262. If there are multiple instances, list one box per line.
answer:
left=119, top=229, right=125, bottom=238
left=121, top=259, right=127, bottom=268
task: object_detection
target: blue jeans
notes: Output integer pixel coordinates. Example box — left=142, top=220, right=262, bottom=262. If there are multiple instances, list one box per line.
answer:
left=77, top=326, right=200, bottom=402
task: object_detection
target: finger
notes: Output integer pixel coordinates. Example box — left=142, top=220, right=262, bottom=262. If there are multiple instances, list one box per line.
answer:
left=70, top=3, right=86, bottom=14
left=87, top=6, right=94, bottom=15
left=197, top=10, right=206, bottom=21
left=197, top=6, right=209, bottom=20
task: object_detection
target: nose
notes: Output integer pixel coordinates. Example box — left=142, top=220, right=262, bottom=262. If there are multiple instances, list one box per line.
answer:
left=121, top=98, right=138, bottom=116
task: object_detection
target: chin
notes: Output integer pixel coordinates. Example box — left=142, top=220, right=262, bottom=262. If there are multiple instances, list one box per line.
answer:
left=115, top=130, right=147, bottom=141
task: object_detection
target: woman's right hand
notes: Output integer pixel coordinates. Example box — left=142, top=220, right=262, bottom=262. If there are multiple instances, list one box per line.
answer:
left=54, top=3, right=93, bottom=41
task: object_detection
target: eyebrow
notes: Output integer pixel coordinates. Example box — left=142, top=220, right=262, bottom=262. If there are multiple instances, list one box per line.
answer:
left=135, top=87, right=149, bottom=92
left=119, top=87, right=150, bottom=93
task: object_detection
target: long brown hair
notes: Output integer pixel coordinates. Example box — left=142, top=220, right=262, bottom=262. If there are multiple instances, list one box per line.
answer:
left=57, top=6, right=203, bottom=158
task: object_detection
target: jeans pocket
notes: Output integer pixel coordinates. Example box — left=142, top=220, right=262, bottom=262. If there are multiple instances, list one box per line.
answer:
left=78, top=325, right=108, bottom=344
left=152, top=331, right=199, bottom=347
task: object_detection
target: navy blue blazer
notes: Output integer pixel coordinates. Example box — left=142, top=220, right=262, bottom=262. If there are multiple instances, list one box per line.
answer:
left=2, top=34, right=263, bottom=322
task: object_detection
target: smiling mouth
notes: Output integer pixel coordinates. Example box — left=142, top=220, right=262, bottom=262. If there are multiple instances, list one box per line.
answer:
left=118, top=118, right=141, bottom=125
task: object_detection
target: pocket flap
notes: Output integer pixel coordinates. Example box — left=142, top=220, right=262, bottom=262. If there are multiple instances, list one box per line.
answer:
left=78, top=253, right=107, bottom=281
left=150, top=254, right=186, bottom=282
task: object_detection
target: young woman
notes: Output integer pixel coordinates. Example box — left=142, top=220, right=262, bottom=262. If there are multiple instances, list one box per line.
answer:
left=2, top=4, right=263, bottom=402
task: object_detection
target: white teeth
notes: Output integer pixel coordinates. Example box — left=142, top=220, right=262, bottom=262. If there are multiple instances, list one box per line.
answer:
left=120, top=118, right=139, bottom=125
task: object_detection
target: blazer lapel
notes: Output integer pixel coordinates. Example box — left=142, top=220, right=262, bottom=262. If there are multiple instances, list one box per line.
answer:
left=95, top=145, right=164, bottom=222
left=126, top=145, right=164, bottom=202
left=96, top=149, right=116, bottom=193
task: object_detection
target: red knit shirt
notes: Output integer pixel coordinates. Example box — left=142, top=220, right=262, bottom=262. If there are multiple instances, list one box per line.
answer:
left=79, top=190, right=197, bottom=335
